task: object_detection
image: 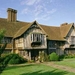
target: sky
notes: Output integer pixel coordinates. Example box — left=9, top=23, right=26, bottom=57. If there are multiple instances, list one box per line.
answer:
left=0, top=0, right=75, bottom=26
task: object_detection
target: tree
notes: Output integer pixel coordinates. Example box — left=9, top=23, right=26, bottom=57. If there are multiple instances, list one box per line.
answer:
left=0, top=29, right=7, bottom=73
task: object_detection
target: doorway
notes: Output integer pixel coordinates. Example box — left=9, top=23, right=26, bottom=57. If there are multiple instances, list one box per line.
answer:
left=31, top=50, right=39, bottom=61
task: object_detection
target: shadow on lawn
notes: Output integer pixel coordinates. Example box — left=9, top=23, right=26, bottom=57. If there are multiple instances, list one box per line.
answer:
left=5, top=64, right=70, bottom=75
left=5, top=64, right=37, bottom=70
left=20, top=70, right=68, bottom=75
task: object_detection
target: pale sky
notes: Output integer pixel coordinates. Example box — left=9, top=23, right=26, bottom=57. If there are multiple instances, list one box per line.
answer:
left=0, top=0, right=75, bottom=26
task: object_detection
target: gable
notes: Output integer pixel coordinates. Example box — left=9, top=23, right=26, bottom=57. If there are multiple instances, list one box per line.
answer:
left=60, top=23, right=74, bottom=38
left=67, top=26, right=74, bottom=37
left=70, top=27, right=75, bottom=36
left=14, top=21, right=47, bottom=38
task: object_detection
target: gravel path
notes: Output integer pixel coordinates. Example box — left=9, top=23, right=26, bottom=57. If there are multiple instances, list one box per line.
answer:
left=43, top=62, right=75, bottom=73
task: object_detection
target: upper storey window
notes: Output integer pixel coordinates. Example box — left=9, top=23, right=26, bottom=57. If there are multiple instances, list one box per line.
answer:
left=31, top=33, right=44, bottom=46
left=70, top=36, right=75, bottom=45
left=1, top=37, right=12, bottom=44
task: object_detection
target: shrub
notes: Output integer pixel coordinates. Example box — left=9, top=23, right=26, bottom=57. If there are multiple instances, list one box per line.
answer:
left=64, top=54, right=75, bottom=59
left=3, top=54, right=27, bottom=65
left=3, top=54, right=13, bottom=65
left=44, top=53, right=49, bottom=62
left=39, top=52, right=44, bottom=62
left=59, top=55, right=65, bottom=61
left=9, top=54, right=27, bottom=64
left=28, top=60, right=34, bottom=63
left=38, top=52, right=49, bottom=62
left=49, top=52, right=59, bottom=61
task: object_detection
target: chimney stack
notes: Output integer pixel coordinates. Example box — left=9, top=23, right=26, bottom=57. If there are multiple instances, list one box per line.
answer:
left=7, top=8, right=17, bottom=22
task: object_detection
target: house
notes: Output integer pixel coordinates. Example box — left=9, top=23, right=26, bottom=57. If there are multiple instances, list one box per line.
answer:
left=0, top=8, right=75, bottom=60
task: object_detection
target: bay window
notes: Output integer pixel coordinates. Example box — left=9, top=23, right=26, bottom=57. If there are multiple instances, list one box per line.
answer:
left=31, top=33, right=44, bottom=46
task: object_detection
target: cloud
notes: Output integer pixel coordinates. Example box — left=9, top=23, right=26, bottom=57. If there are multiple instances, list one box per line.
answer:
left=20, top=0, right=57, bottom=22
left=35, top=15, right=50, bottom=21
left=46, top=9, right=57, bottom=14
left=35, top=8, right=57, bottom=21
left=33, top=2, right=57, bottom=20
left=21, top=0, right=41, bottom=5
left=34, top=5, right=43, bottom=16
left=21, top=8, right=30, bottom=14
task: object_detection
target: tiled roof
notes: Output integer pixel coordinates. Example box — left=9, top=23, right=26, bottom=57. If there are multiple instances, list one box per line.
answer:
left=0, top=18, right=74, bottom=41
left=60, top=23, right=73, bottom=38
left=0, top=18, right=30, bottom=37
left=40, top=25, right=64, bottom=41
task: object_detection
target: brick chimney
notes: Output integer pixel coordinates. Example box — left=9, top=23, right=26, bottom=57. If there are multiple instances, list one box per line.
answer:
left=7, top=8, right=17, bottom=22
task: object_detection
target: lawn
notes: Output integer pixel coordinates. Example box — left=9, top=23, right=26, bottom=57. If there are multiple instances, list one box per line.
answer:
left=1, top=63, right=75, bottom=75
left=55, top=58, right=75, bottom=68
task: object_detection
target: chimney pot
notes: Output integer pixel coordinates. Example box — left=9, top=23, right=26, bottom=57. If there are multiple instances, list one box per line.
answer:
left=7, top=8, right=17, bottom=22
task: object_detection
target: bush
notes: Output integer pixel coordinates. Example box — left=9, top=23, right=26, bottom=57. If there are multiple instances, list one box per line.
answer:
left=3, top=54, right=13, bottom=65
left=3, top=54, right=27, bottom=65
left=49, top=52, right=59, bottom=61
left=64, top=54, right=75, bottom=59
left=39, top=52, right=44, bottom=62
left=28, top=60, right=35, bottom=63
left=39, top=52, right=49, bottom=62
left=44, top=53, right=49, bottom=62
left=59, top=55, right=65, bottom=61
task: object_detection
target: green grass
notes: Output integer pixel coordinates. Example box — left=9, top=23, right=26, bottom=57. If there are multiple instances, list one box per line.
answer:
left=1, top=63, right=75, bottom=75
left=55, top=58, right=75, bottom=68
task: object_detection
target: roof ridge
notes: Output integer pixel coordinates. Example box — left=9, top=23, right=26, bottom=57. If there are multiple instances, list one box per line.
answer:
left=14, top=23, right=32, bottom=38
left=14, top=21, right=37, bottom=38
left=40, top=24, right=59, bottom=28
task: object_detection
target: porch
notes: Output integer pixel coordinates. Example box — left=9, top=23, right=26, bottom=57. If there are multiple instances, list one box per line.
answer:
left=24, top=49, right=45, bottom=61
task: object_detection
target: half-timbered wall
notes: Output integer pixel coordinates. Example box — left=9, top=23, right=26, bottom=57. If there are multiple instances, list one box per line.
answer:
left=15, top=24, right=47, bottom=50
left=15, top=38, right=24, bottom=49
left=23, top=27, right=47, bottom=49
left=64, top=26, right=75, bottom=48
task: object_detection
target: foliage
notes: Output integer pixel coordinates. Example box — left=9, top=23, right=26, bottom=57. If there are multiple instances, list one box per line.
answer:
left=0, top=29, right=6, bottom=73
left=44, top=53, right=49, bottom=61
left=0, top=43, right=7, bottom=57
left=3, top=54, right=13, bottom=65
left=39, top=52, right=44, bottom=62
left=3, top=54, right=27, bottom=64
left=0, top=29, right=5, bottom=42
left=39, top=52, right=49, bottom=62
left=49, top=52, right=59, bottom=61
left=28, top=60, right=35, bottom=63
left=59, top=55, right=65, bottom=61
left=64, top=54, right=75, bottom=59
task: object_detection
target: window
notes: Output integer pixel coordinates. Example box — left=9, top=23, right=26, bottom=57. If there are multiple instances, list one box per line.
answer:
left=19, top=50, right=25, bottom=56
left=49, top=41, right=56, bottom=48
left=71, top=36, right=75, bottom=45
left=31, top=33, right=43, bottom=42
left=15, top=38, right=23, bottom=44
left=1, top=37, right=12, bottom=43
left=31, top=33, right=44, bottom=46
